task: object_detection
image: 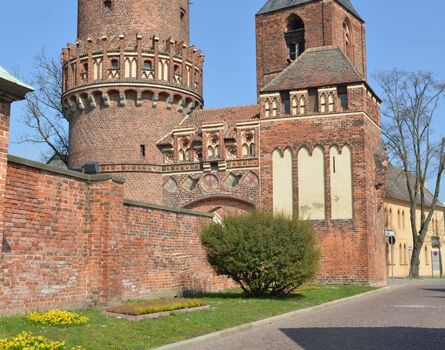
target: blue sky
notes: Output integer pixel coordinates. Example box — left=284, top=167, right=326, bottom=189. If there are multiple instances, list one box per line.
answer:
left=0, top=0, right=444, bottom=201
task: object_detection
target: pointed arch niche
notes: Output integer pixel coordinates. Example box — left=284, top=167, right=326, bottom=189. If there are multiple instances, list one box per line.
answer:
left=330, top=145, right=353, bottom=219
left=298, top=146, right=325, bottom=220
left=273, top=148, right=293, bottom=217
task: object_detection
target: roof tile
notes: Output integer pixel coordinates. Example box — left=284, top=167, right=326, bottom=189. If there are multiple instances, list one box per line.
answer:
left=257, top=0, right=362, bottom=21
left=261, top=46, right=364, bottom=93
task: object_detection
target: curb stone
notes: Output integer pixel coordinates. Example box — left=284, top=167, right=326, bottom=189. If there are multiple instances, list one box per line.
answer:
left=152, top=285, right=397, bottom=350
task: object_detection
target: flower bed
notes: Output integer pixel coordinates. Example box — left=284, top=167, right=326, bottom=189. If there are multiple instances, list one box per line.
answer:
left=104, top=299, right=210, bottom=321
left=27, top=310, right=89, bottom=326
left=107, top=299, right=207, bottom=316
left=0, top=331, right=85, bottom=350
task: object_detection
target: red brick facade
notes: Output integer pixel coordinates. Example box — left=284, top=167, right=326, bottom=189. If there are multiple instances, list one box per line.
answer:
left=60, top=0, right=388, bottom=287
left=0, top=157, right=232, bottom=315
left=0, top=1, right=389, bottom=315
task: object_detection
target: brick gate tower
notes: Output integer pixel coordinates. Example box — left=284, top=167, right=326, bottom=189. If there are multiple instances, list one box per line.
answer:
left=62, top=0, right=204, bottom=202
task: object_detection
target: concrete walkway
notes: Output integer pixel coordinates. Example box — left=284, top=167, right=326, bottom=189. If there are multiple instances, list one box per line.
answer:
left=175, top=279, right=445, bottom=350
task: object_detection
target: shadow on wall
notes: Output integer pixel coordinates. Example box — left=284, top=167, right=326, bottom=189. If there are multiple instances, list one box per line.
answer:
left=280, top=327, right=445, bottom=350
left=1, top=235, right=11, bottom=253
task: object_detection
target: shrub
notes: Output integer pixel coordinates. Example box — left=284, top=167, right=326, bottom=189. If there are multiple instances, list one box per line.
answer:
left=26, top=310, right=89, bottom=326
left=201, top=211, right=321, bottom=296
left=0, top=331, right=85, bottom=350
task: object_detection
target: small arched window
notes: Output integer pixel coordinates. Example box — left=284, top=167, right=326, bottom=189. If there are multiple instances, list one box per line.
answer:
left=328, top=93, right=335, bottom=112
left=389, top=208, right=393, bottom=228
left=104, top=0, right=112, bottom=10
left=265, top=99, right=271, bottom=118
left=397, top=210, right=401, bottom=229
left=208, top=146, right=214, bottom=158
left=242, top=144, right=249, bottom=157
left=299, top=96, right=305, bottom=115
left=425, top=246, right=429, bottom=265
left=320, top=94, right=326, bottom=113
left=285, top=14, right=305, bottom=61
left=111, top=59, right=119, bottom=70
left=250, top=143, right=255, bottom=157
left=272, top=98, right=278, bottom=117
left=343, top=20, right=352, bottom=58
left=384, top=208, right=388, bottom=228
left=402, top=211, right=406, bottom=230
left=292, top=97, right=298, bottom=115
left=399, top=243, right=402, bottom=265
left=242, top=132, right=255, bottom=158
left=180, top=7, right=187, bottom=25
left=144, top=60, right=152, bottom=70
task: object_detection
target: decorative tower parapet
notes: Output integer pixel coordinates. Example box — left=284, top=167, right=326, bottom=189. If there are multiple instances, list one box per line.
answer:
left=64, top=0, right=205, bottom=171
left=61, top=35, right=204, bottom=114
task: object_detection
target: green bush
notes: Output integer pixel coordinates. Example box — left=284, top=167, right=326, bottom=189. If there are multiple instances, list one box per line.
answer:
left=201, top=211, right=321, bottom=296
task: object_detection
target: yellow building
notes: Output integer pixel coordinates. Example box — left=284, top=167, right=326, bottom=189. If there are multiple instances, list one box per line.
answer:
left=384, top=166, right=445, bottom=277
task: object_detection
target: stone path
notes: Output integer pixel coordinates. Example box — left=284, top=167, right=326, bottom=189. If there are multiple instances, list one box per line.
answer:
left=184, top=279, right=445, bottom=350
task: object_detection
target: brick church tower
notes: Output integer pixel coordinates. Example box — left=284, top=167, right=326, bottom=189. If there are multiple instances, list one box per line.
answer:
left=62, top=0, right=204, bottom=202
left=255, top=0, right=388, bottom=285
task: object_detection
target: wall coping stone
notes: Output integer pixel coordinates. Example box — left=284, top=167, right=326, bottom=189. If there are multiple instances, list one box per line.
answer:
left=7, top=154, right=126, bottom=184
left=124, top=199, right=214, bottom=218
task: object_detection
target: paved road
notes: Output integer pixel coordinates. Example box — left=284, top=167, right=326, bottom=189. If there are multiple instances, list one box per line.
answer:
left=186, top=279, right=445, bottom=350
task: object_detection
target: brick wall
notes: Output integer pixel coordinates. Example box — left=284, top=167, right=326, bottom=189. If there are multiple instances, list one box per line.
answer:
left=259, top=111, right=387, bottom=285
left=121, top=200, right=233, bottom=300
left=0, top=156, right=228, bottom=315
left=0, top=160, right=91, bottom=314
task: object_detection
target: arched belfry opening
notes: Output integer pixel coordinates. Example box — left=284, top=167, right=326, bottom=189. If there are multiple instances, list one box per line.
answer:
left=285, top=14, right=305, bottom=61
left=343, top=19, right=353, bottom=60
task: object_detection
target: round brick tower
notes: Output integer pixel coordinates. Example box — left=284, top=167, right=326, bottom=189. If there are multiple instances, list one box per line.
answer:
left=62, top=0, right=204, bottom=201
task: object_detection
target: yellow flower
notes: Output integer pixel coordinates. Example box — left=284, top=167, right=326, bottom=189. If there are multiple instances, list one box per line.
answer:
left=26, top=310, right=89, bottom=327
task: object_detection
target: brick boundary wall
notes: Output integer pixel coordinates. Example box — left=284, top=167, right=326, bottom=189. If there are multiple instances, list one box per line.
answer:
left=0, top=156, right=232, bottom=316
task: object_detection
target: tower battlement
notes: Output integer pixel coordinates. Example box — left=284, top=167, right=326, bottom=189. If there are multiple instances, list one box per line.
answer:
left=62, top=35, right=204, bottom=106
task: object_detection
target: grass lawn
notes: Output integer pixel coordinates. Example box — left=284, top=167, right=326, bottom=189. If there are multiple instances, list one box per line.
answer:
left=0, top=285, right=376, bottom=350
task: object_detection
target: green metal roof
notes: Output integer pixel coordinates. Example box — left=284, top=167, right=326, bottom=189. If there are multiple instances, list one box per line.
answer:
left=0, top=65, right=34, bottom=102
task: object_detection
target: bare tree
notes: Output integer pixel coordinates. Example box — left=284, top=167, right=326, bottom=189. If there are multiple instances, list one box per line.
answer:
left=375, top=69, right=445, bottom=278
left=18, top=49, right=69, bottom=165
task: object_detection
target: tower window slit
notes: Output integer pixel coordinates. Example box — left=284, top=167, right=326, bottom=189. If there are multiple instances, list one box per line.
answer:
left=104, top=0, right=112, bottom=10
left=144, top=60, right=152, bottom=71
left=111, top=59, right=119, bottom=70
left=140, top=145, right=146, bottom=157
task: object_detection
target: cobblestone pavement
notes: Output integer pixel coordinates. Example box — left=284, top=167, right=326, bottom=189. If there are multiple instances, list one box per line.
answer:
left=186, top=279, right=445, bottom=350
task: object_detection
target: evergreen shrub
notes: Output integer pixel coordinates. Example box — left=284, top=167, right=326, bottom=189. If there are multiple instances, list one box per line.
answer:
left=201, top=211, right=321, bottom=296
